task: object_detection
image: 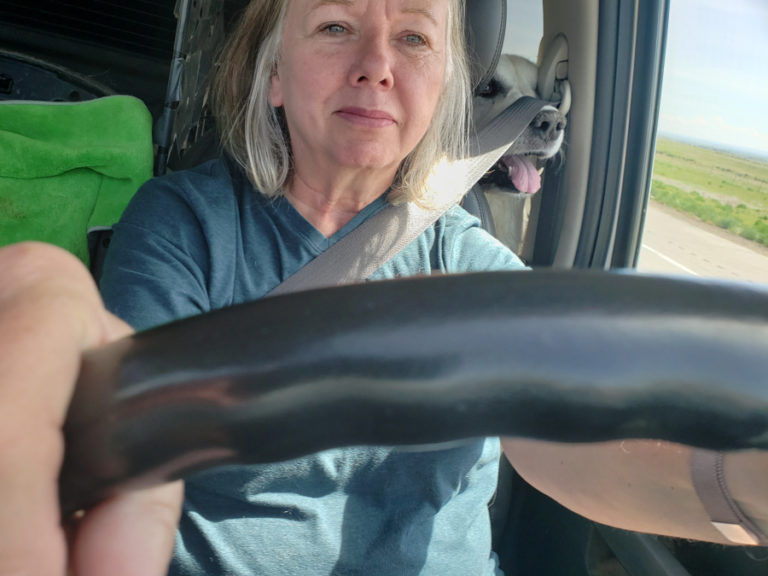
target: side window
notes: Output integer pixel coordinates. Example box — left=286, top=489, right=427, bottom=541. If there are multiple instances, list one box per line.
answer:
left=503, top=0, right=544, bottom=61
left=638, top=0, right=768, bottom=283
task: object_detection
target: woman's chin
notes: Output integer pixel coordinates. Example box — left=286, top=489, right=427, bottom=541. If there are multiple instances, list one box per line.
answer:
left=333, top=146, right=403, bottom=175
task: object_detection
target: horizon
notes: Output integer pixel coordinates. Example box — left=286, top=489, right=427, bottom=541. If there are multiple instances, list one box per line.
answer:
left=657, top=132, right=768, bottom=163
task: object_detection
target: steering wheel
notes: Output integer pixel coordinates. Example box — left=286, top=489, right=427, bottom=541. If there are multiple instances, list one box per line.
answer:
left=60, top=270, right=768, bottom=515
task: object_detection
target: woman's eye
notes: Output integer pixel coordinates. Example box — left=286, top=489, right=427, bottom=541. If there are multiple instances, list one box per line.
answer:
left=404, top=33, right=427, bottom=46
left=323, top=23, right=346, bottom=35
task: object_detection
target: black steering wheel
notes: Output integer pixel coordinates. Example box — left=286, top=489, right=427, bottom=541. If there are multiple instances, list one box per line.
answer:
left=60, top=270, right=768, bottom=515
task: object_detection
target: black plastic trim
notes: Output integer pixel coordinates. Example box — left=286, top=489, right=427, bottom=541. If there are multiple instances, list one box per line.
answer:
left=613, top=0, right=670, bottom=268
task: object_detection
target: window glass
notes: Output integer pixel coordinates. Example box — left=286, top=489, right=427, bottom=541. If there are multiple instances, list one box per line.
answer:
left=503, top=0, right=544, bottom=62
left=638, top=0, right=768, bottom=283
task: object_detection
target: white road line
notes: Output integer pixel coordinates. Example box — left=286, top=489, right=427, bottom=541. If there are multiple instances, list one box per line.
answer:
left=641, top=244, right=701, bottom=277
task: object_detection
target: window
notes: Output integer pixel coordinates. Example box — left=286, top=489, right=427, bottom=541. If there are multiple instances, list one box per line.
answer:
left=503, top=0, right=544, bottom=62
left=637, top=0, right=768, bottom=283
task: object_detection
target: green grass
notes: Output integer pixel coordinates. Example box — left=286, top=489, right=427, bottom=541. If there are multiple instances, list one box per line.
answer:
left=651, top=138, right=768, bottom=247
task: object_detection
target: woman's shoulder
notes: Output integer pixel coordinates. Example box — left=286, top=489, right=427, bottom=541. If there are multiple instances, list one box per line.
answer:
left=439, top=203, right=485, bottom=229
left=132, top=157, right=233, bottom=207
left=438, top=204, right=528, bottom=272
left=120, top=157, right=260, bottom=228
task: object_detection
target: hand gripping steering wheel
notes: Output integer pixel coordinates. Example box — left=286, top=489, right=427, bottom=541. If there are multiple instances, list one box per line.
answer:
left=60, top=270, right=768, bottom=515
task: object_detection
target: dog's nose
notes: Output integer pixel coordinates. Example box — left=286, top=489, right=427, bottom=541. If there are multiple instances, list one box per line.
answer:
left=533, top=109, right=567, bottom=140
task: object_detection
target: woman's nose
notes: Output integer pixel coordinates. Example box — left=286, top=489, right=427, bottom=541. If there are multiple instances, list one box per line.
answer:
left=349, top=34, right=394, bottom=89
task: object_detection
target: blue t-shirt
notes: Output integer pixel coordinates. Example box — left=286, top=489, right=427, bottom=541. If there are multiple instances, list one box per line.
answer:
left=100, top=158, right=526, bottom=575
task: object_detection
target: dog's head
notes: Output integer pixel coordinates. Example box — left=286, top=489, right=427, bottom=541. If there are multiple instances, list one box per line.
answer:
left=473, top=54, right=566, bottom=195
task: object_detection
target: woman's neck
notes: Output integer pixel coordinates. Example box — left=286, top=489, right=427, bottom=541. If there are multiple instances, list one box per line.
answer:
left=284, top=172, right=392, bottom=237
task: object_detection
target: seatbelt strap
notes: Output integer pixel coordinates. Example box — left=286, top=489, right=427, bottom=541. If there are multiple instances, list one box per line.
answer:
left=690, top=449, right=767, bottom=545
left=267, top=96, right=552, bottom=297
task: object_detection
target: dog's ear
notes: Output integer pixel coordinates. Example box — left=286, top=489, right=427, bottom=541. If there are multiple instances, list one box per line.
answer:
left=504, top=55, right=540, bottom=98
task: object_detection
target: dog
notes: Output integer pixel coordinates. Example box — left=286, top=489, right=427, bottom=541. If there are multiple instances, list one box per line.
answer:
left=472, top=54, right=567, bottom=253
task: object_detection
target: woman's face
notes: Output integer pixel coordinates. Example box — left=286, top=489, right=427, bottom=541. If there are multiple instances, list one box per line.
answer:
left=270, top=0, right=449, bottom=186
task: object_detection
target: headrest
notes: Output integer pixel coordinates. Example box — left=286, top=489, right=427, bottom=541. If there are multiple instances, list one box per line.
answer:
left=465, top=0, right=507, bottom=94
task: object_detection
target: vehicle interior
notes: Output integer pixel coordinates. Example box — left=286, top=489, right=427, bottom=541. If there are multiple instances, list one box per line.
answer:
left=1, top=0, right=768, bottom=574
left=0, top=0, right=663, bottom=273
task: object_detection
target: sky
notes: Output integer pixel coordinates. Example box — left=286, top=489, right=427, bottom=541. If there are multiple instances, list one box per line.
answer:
left=657, top=0, right=768, bottom=158
left=503, top=1, right=544, bottom=63
left=502, top=0, right=768, bottom=159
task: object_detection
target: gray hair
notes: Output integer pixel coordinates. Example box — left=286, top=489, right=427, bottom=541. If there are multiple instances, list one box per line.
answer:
left=212, top=0, right=471, bottom=206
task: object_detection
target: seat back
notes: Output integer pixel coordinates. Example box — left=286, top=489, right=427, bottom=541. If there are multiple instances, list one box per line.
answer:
left=466, top=0, right=507, bottom=93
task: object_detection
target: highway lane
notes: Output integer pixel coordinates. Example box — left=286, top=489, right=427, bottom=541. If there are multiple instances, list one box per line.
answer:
left=637, top=200, right=768, bottom=284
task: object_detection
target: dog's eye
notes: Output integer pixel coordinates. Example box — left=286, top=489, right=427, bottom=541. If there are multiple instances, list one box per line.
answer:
left=477, top=78, right=502, bottom=99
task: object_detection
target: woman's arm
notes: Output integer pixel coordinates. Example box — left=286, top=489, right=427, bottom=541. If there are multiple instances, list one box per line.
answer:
left=502, top=437, right=768, bottom=545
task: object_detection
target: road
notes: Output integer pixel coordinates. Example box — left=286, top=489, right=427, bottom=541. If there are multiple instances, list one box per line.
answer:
left=636, top=200, right=768, bottom=284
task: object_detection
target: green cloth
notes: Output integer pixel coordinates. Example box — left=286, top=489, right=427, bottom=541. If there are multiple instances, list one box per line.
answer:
left=0, top=96, right=153, bottom=264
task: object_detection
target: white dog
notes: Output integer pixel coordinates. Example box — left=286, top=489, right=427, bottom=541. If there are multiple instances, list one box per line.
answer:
left=472, top=54, right=567, bottom=252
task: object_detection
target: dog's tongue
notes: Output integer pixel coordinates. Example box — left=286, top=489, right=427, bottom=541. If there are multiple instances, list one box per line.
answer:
left=503, top=155, right=541, bottom=194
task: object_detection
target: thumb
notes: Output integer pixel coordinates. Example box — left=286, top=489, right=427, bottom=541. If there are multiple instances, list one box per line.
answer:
left=71, top=481, right=183, bottom=576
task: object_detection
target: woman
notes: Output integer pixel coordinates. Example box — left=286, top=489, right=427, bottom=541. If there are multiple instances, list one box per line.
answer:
left=99, top=0, right=525, bottom=574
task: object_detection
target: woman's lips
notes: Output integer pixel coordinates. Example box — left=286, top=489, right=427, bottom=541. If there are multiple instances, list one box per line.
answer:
left=336, top=107, right=396, bottom=128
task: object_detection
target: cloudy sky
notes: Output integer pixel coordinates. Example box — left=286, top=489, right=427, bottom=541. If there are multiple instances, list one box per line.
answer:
left=660, top=0, right=768, bottom=158
left=503, top=0, right=768, bottom=159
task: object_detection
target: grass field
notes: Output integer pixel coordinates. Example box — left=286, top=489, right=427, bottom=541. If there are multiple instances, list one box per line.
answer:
left=651, top=138, right=768, bottom=247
